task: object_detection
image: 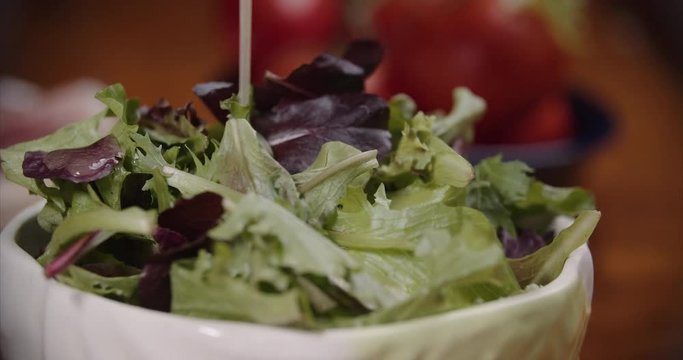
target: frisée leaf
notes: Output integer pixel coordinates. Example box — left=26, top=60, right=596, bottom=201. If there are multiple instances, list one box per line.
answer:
left=377, top=112, right=473, bottom=189
left=201, top=117, right=299, bottom=203
left=293, top=142, right=378, bottom=224
left=171, top=250, right=303, bottom=325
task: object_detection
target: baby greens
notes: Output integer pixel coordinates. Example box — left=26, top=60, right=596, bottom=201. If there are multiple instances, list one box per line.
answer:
left=0, top=42, right=599, bottom=328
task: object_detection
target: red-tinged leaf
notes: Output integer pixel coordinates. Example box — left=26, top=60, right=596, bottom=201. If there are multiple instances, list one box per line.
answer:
left=45, top=231, right=98, bottom=278
left=139, top=192, right=223, bottom=312
left=139, top=237, right=210, bottom=312
left=138, top=262, right=172, bottom=311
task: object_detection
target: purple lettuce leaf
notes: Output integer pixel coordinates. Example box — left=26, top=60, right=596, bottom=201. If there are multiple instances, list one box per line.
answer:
left=22, top=135, right=123, bottom=183
left=253, top=93, right=389, bottom=136
left=285, top=54, right=365, bottom=94
left=137, top=100, right=207, bottom=148
left=272, top=127, right=390, bottom=174
left=152, top=227, right=187, bottom=253
left=138, top=237, right=211, bottom=312
left=191, top=41, right=390, bottom=174
left=342, top=39, right=384, bottom=76
left=157, top=192, right=224, bottom=239
left=192, top=81, right=237, bottom=122
left=138, top=263, right=173, bottom=311
left=499, top=228, right=554, bottom=259
left=139, top=99, right=204, bottom=128
left=139, top=192, right=224, bottom=311
left=254, top=94, right=391, bottom=173
left=253, top=40, right=383, bottom=112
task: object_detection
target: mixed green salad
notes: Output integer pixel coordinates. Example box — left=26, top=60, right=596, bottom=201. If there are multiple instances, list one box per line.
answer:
left=0, top=41, right=599, bottom=328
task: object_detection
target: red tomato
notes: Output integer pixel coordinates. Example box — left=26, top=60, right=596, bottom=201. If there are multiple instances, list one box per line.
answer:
left=221, top=0, right=345, bottom=79
left=504, top=93, right=574, bottom=144
left=373, top=0, right=569, bottom=144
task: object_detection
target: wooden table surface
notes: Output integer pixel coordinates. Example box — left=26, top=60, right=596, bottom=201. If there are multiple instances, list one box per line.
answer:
left=571, top=5, right=683, bottom=359
left=4, top=1, right=683, bottom=358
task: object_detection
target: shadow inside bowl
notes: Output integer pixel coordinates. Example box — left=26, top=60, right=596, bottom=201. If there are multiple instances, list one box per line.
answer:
left=15, top=215, right=50, bottom=259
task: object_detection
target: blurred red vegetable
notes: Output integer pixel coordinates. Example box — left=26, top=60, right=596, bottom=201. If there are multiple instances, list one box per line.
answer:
left=505, top=92, right=574, bottom=144
left=372, top=0, right=572, bottom=144
left=219, top=0, right=575, bottom=144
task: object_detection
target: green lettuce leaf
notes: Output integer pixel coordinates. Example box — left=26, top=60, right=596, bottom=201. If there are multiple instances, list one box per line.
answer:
left=38, top=206, right=157, bottom=264
left=219, top=94, right=251, bottom=120
left=171, top=250, right=302, bottom=325
left=388, top=88, right=485, bottom=145
left=94, top=83, right=139, bottom=126
left=386, top=180, right=458, bottom=210
left=329, top=185, right=479, bottom=251
left=387, top=94, right=417, bottom=139
left=209, top=194, right=357, bottom=284
left=293, top=142, right=378, bottom=223
left=142, top=169, right=176, bottom=212
left=0, top=110, right=107, bottom=197
left=516, top=181, right=596, bottom=216
left=465, top=180, right=517, bottom=237
left=40, top=182, right=107, bottom=233
left=37, top=202, right=66, bottom=233
left=377, top=112, right=473, bottom=189
left=509, top=210, right=600, bottom=286
left=94, top=166, right=131, bottom=210
left=130, top=132, right=241, bottom=203
left=466, top=155, right=596, bottom=236
left=130, top=133, right=173, bottom=171
left=210, top=241, right=291, bottom=292
left=511, top=181, right=596, bottom=233
left=342, top=207, right=519, bottom=325
left=31, top=183, right=103, bottom=233
left=95, top=84, right=141, bottom=157
left=431, top=87, right=486, bottom=144
left=128, top=133, right=180, bottom=210
left=199, top=118, right=298, bottom=203
left=346, top=251, right=427, bottom=311
left=57, top=265, right=140, bottom=302
left=475, top=155, right=533, bottom=203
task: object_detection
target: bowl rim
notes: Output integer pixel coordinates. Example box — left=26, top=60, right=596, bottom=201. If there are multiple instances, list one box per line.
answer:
left=0, top=201, right=593, bottom=336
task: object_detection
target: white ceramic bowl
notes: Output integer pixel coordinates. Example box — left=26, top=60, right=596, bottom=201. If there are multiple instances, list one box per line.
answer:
left=0, top=202, right=593, bottom=360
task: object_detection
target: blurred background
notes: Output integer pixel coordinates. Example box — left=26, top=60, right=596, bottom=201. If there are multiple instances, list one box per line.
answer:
left=0, top=0, right=681, bottom=358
